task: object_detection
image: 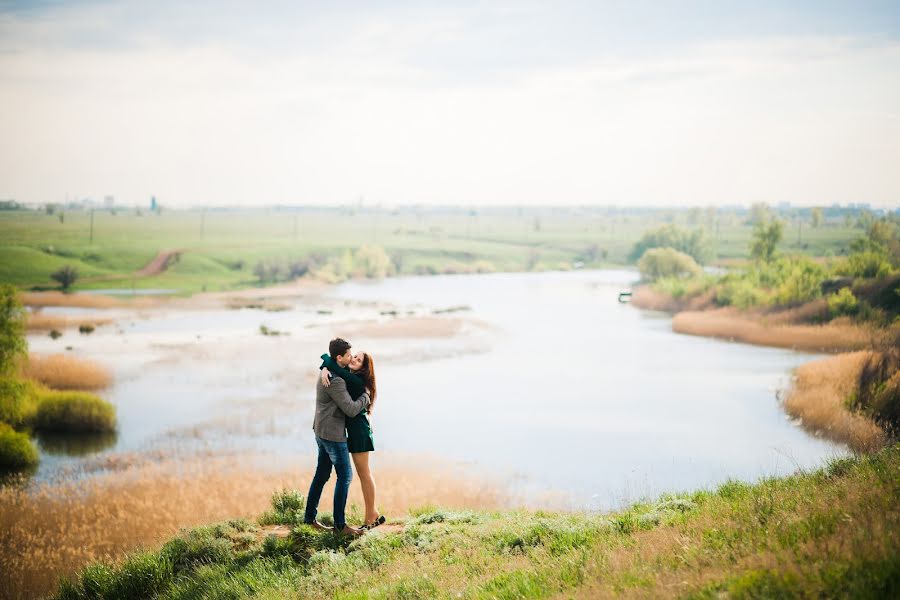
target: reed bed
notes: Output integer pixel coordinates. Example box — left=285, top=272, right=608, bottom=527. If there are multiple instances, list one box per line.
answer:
left=22, top=354, right=111, bottom=391
left=26, top=313, right=113, bottom=332
left=0, top=453, right=506, bottom=599
left=672, top=309, right=874, bottom=353
left=783, top=352, right=887, bottom=453
left=21, top=292, right=121, bottom=309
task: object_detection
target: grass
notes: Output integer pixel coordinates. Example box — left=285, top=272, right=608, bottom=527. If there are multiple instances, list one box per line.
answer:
left=0, top=209, right=866, bottom=295
left=48, top=445, right=900, bottom=600
left=0, top=376, right=117, bottom=469
left=670, top=309, right=879, bottom=353
left=26, top=312, right=113, bottom=332
left=783, top=352, right=887, bottom=453
left=0, top=453, right=507, bottom=599
left=0, top=423, right=38, bottom=471
left=22, top=353, right=112, bottom=391
left=31, top=389, right=116, bottom=433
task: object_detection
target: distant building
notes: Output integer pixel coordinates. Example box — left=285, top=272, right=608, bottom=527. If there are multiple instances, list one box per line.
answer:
left=104, top=195, right=115, bottom=207
left=151, top=196, right=157, bottom=211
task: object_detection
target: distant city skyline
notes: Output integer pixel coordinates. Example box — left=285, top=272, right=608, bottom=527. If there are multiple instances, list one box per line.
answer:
left=1, top=1, right=899, bottom=208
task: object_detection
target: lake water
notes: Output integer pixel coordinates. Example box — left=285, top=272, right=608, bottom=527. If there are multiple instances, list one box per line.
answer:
left=24, top=270, right=846, bottom=508
left=327, top=270, right=845, bottom=507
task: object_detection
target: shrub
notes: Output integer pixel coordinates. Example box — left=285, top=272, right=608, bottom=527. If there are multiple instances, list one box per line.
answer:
left=51, top=265, right=79, bottom=291
left=353, top=245, right=393, bottom=279
left=32, top=389, right=116, bottom=433
left=652, top=275, right=712, bottom=300
left=638, top=247, right=702, bottom=281
left=836, top=251, right=893, bottom=279
left=715, top=277, right=770, bottom=309
left=774, top=258, right=825, bottom=305
left=0, top=422, right=38, bottom=470
left=827, top=288, right=859, bottom=318
left=78, top=324, right=95, bottom=335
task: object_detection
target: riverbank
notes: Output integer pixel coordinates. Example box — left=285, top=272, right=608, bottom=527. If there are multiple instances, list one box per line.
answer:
left=50, top=444, right=900, bottom=599
left=632, top=281, right=898, bottom=452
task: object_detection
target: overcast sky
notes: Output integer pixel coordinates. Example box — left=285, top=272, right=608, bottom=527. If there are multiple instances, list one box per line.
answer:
left=1, top=0, right=899, bottom=208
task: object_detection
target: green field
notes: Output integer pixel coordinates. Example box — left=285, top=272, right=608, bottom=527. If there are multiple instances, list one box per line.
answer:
left=0, top=208, right=867, bottom=295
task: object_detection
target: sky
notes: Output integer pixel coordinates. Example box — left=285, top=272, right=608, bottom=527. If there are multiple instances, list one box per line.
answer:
left=1, top=0, right=899, bottom=208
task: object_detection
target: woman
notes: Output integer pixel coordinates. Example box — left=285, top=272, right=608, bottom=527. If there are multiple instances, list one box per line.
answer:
left=319, top=350, right=385, bottom=530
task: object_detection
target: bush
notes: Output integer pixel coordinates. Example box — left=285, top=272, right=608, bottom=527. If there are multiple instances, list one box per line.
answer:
left=652, top=275, right=712, bottom=300
left=354, top=246, right=393, bottom=279
left=774, top=258, right=825, bottom=306
left=32, top=390, right=116, bottom=433
left=715, top=277, right=770, bottom=309
left=827, top=288, right=859, bottom=318
left=638, top=247, right=702, bottom=281
left=0, top=422, right=38, bottom=469
left=837, top=251, right=893, bottom=279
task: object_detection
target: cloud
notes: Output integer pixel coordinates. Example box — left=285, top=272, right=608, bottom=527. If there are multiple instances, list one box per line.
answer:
left=1, top=2, right=899, bottom=206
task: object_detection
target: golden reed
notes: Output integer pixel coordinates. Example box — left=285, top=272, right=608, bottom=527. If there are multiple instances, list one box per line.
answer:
left=783, top=352, right=887, bottom=453
left=0, top=453, right=507, bottom=600
left=22, top=354, right=112, bottom=391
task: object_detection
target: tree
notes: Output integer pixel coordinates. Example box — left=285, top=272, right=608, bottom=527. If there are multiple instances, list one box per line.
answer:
left=0, top=285, right=27, bottom=377
left=750, top=219, right=783, bottom=263
left=810, top=207, right=824, bottom=228
left=748, top=202, right=770, bottom=225
left=50, top=265, right=79, bottom=291
left=629, top=224, right=713, bottom=265
left=637, top=247, right=702, bottom=281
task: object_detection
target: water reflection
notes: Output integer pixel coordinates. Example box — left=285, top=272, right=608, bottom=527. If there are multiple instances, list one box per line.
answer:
left=34, top=431, right=119, bottom=457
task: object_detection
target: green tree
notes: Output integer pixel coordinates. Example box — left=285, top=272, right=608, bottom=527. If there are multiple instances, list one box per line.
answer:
left=810, top=207, right=824, bottom=228
left=750, top=219, right=783, bottom=263
left=629, top=224, right=713, bottom=264
left=50, top=265, right=78, bottom=291
left=637, top=247, right=702, bottom=281
left=0, top=285, right=27, bottom=377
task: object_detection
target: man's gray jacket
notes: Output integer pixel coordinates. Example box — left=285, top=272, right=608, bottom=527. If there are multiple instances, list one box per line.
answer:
left=312, top=375, right=369, bottom=443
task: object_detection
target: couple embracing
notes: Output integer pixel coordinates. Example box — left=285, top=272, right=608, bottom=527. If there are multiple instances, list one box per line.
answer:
left=303, top=337, right=386, bottom=537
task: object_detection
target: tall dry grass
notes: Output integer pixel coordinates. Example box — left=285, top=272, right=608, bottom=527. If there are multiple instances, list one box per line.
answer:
left=22, top=354, right=111, bottom=391
left=21, top=292, right=121, bottom=309
left=783, top=352, right=887, bottom=453
left=0, top=453, right=506, bottom=600
left=26, top=313, right=113, bottom=332
left=672, top=309, right=875, bottom=353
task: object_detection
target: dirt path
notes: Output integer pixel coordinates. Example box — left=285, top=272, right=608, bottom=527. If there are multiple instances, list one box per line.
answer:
left=77, top=249, right=183, bottom=283
left=135, top=249, right=182, bottom=276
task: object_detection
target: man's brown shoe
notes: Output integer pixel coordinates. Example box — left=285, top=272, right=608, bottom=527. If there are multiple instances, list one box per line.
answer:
left=337, top=525, right=364, bottom=537
left=305, top=520, right=333, bottom=532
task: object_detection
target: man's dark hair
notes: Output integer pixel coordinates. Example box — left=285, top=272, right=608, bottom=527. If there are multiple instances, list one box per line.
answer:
left=329, top=337, right=351, bottom=361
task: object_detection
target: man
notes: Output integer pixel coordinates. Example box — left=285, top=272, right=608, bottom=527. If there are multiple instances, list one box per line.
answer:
left=304, top=337, right=370, bottom=536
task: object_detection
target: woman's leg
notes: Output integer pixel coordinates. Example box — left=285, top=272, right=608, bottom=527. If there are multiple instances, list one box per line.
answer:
left=351, top=451, right=379, bottom=524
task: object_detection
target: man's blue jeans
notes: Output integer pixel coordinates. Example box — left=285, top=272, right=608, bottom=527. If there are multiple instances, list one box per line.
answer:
left=304, top=436, right=353, bottom=530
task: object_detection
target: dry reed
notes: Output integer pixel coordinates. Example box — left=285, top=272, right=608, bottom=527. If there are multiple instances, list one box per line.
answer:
left=0, top=453, right=506, bottom=600
left=26, top=313, right=113, bottom=332
left=672, top=309, right=874, bottom=353
left=21, top=292, right=121, bottom=309
left=22, top=354, right=112, bottom=391
left=783, top=352, right=887, bottom=453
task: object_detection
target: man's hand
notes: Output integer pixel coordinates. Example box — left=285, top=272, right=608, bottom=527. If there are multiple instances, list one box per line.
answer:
left=321, top=368, right=331, bottom=387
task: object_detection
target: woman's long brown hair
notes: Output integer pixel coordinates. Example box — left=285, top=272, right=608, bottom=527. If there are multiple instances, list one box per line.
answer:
left=355, top=352, right=377, bottom=414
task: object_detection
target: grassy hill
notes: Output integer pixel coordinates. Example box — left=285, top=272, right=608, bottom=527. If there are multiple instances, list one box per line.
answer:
left=54, top=444, right=899, bottom=599
left=0, top=209, right=866, bottom=295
